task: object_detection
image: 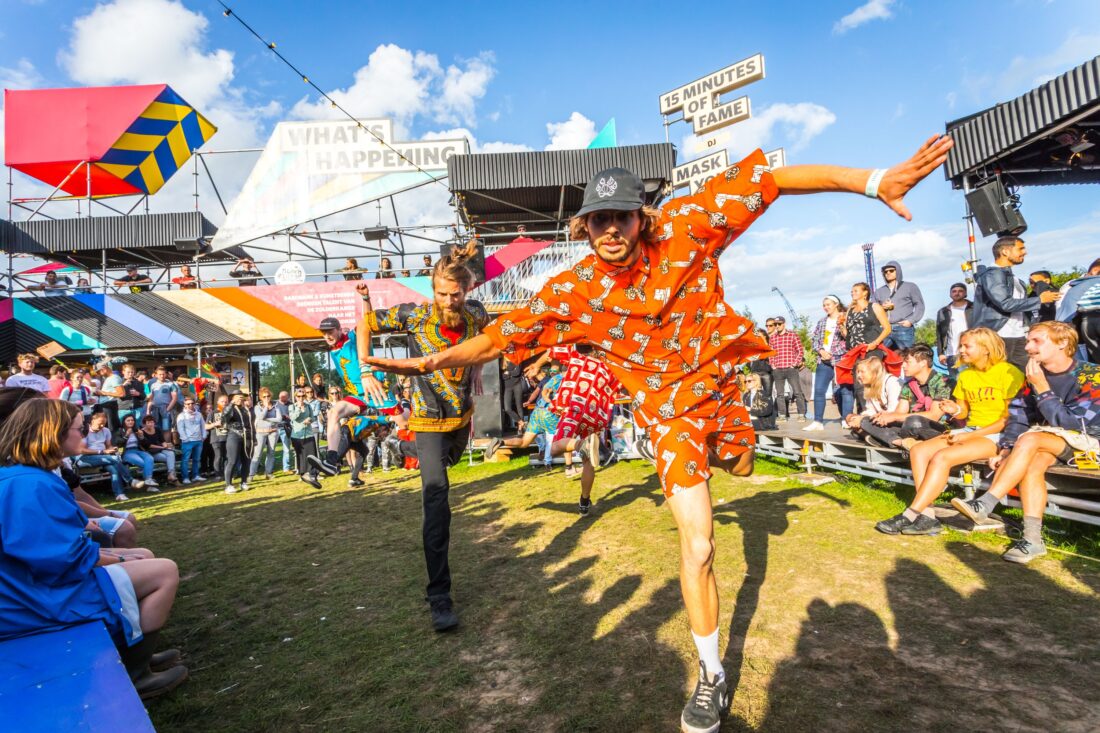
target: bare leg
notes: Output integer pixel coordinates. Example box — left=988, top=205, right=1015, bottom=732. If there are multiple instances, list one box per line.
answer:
left=909, top=434, right=949, bottom=490
left=985, top=432, right=1062, bottom=500
left=502, top=432, right=537, bottom=449
left=119, top=558, right=180, bottom=633
left=1019, top=447, right=1058, bottom=517
left=666, top=481, right=719, bottom=636
left=709, top=448, right=755, bottom=477
left=103, top=547, right=155, bottom=560
left=910, top=437, right=997, bottom=512
left=325, top=401, right=360, bottom=454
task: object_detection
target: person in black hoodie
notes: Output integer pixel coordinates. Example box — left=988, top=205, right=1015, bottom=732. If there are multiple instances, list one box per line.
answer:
left=743, top=373, right=777, bottom=431
left=935, top=283, right=972, bottom=379
left=220, top=391, right=254, bottom=494
left=873, top=260, right=925, bottom=349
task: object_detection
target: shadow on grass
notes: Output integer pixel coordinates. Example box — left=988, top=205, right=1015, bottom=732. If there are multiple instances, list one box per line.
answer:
left=757, top=540, right=1100, bottom=732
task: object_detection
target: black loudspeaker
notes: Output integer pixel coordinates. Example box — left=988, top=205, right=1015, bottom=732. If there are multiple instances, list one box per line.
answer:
left=439, top=242, right=486, bottom=283
left=965, top=180, right=1027, bottom=237
left=470, top=359, right=504, bottom=439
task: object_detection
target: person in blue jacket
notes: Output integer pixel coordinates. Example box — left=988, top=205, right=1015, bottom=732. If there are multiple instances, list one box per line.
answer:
left=0, top=397, right=188, bottom=698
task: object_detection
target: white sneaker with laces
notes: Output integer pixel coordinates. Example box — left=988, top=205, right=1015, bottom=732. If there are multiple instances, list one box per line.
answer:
left=803, top=421, right=825, bottom=432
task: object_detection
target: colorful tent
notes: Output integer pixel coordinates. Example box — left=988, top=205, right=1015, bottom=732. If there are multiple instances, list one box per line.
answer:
left=4, top=84, right=216, bottom=198
left=16, top=263, right=85, bottom=276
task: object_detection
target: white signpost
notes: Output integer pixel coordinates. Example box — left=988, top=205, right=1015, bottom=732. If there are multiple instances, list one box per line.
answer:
left=672, top=150, right=730, bottom=192
left=765, top=148, right=787, bottom=169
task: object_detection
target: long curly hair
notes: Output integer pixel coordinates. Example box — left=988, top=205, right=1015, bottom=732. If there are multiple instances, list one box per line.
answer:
left=568, top=207, right=664, bottom=245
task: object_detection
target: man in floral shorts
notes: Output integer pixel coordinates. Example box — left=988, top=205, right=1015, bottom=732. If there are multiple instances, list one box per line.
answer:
left=365, top=135, right=954, bottom=732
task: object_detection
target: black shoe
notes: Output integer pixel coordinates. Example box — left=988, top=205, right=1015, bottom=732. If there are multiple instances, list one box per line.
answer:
left=900, top=514, right=943, bottom=536
left=578, top=496, right=592, bottom=515
left=133, top=664, right=189, bottom=700
left=150, top=648, right=182, bottom=672
left=485, top=438, right=503, bottom=460
left=875, top=512, right=912, bottom=535
left=307, top=454, right=340, bottom=477
left=348, top=478, right=364, bottom=488
left=301, top=472, right=323, bottom=490
left=680, top=661, right=729, bottom=733
left=428, top=595, right=458, bottom=632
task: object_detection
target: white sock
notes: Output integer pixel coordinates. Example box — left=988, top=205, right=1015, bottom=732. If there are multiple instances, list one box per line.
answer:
left=691, top=628, right=724, bottom=680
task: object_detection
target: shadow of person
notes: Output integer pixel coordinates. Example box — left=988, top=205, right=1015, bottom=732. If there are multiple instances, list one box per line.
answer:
left=714, top=486, right=849, bottom=700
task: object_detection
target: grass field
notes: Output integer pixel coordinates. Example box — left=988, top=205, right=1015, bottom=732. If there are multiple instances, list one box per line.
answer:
left=121, top=454, right=1100, bottom=732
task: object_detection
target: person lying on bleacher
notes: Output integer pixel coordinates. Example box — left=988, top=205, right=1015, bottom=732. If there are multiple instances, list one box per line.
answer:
left=876, top=328, right=1024, bottom=536
left=845, top=356, right=901, bottom=442
left=0, top=398, right=189, bottom=699
left=857, top=345, right=953, bottom=448
left=952, top=322, right=1100, bottom=564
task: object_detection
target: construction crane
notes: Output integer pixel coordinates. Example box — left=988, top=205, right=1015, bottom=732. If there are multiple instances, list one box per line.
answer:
left=862, top=242, right=877, bottom=291
left=771, top=286, right=799, bottom=326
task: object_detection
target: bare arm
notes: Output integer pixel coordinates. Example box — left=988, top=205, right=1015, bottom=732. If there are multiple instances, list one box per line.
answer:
left=363, top=333, right=501, bottom=376
left=771, top=134, right=953, bottom=221
left=353, top=282, right=389, bottom=405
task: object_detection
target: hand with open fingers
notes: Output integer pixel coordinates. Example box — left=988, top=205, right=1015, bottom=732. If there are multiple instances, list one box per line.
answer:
left=362, top=354, right=428, bottom=376
left=876, top=134, right=954, bottom=220
left=362, top=374, right=388, bottom=405
left=523, top=363, right=541, bottom=381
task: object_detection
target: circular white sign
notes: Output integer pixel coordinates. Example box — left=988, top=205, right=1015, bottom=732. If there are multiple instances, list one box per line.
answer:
left=274, top=261, right=307, bottom=285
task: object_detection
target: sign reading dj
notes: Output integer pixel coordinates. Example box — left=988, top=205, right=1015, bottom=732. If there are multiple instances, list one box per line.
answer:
left=659, top=54, right=765, bottom=135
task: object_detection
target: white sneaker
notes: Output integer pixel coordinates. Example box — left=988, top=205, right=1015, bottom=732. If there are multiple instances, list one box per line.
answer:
left=181, top=478, right=192, bottom=485
left=803, top=422, right=825, bottom=432
left=224, top=484, right=238, bottom=494
left=146, top=485, right=160, bottom=493
left=130, top=479, right=145, bottom=490
left=241, top=483, right=250, bottom=491
left=116, top=494, right=129, bottom=502
left=144, top=478, right=159, bottom=488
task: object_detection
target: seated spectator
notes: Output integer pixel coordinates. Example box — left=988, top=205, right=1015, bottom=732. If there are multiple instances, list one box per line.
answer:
left=229, top=257, right=262, bottom=286
left=114, top=264, right=152, bottom=293
left=953, top=322, right=1100, bottom=563
left=488, top=363, right=563, bottom=467
left=338, top=257, right=365, bottom=281
left=47, top=364, right=71, bottom=398
left=76, top=412, right=143, bottom=500
left=744, top=373, right=777, bottom=431
left=138, top=415, right=178, bottom=484
left=28, top=270, right=73, bottom=293
left=858, top=345, right=953, bottom=448
left=0, top=398, right=187, bottom=698
left=399, top=269, right=411, bottom=277
left=115, top=414, right=159, bottom=491
left=175, top=397, right=206, bottom=485
left=171, top=264, right=198, bottom=290
left=845, top=356, right=902, bottom=442
left=876, top=328, right=1024, bottom=536
left=4, top=352, right=49, bottom=392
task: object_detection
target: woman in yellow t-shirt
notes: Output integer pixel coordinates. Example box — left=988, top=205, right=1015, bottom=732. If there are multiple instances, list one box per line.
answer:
left=876, top=328, right=1025, bottom=536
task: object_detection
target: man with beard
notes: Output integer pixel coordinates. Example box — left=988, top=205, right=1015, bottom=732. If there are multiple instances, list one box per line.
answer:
left=364, top=135, right=953, bottom=732
left=334, top=242, right=491, bottom=632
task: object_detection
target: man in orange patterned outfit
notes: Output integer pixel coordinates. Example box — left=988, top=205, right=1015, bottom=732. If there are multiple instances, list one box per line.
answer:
left=365, top=135, right=953, bottom=732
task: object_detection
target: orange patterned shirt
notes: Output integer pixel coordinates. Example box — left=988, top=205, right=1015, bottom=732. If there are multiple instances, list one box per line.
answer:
left=483, top=149, right=778, bottom=428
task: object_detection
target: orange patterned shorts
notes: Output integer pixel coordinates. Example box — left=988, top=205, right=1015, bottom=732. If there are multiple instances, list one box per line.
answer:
left=646, top=390, right=755, bottom=498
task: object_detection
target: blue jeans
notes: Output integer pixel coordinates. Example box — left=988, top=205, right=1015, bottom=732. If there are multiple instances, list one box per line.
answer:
left=884, top=324, right=915, bottom=349
left=122, top=449, right=155, bottom=480
left=250, top=431, right=278, bottom=478
left=812, top=362, right=856, bottom=422
left=77, top=454, right=130, bottom=497
left=180, top=441, right=203, bottom=481
left=279, top=429, right=293, bottom=471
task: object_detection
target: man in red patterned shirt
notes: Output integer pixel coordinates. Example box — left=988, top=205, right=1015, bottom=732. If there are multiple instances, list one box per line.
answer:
left=366, top=135, right=953, bottom=732
left=767, top=316, right=807, bottom=421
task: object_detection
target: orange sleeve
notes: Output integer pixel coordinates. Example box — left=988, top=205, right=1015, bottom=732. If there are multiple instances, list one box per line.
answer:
left=661, top=148, right=779, bottom=258
left=482, top=268, right=586, bottom=364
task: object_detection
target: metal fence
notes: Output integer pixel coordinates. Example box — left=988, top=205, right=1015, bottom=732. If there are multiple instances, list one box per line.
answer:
left=470, top=240, right=591, bottom=312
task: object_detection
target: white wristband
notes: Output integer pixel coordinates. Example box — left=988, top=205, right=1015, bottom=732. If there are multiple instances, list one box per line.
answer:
left=864, top=168, right=887, bottom=199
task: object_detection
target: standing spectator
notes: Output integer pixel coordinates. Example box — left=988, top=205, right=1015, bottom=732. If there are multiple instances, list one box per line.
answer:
left=4, top=353, right=48, bottom=392
left=936, top=282, right=972, bottom=379
left=118, top=363, right=145, bottom=422
left=76, top=411, right=143, bottom=500
left=60, top=371, right=94, bottom=416
left=842, top=283, right=891, bottom=354
left=767, top=316, right=806, bottom=422
left=175, top=397, right=206, bottom=485
left=749, top=323, right=774, bottom=402
left=229, top=257, right=262, bottom=286
left=1029, top=270, right=1056, bottom=322
left=114, top=264, right=152, bottom=293
left=501, top=358, right=526, bottom=434
left=311, top=372, right=327, bottom=399
left=275, top=390, right=294, bottom=473
left=205, top=395, right=229, bottom=479
left=171, top=265, right=198, bottom=290
left=249, top=388, right=279, bottom=482
left=115, top=414, right=158, bottom=490
left=743, top=373, right=777, bottom=431
left=806, top=295, right=850, bottom=431
left=95, top=362, right=124, bottom=431
left=75, top=277, right=93, bottom=294
left=375, top=257, right=396, bottom=279
left=338, top=258, right=365, bottom=281
left=1056, top=257, right=1100, bottom=361
left=873, top=260, right=924, bottom=349
left=221, top=391, right=253, bottom=494
left=971, top=236, right=1059, bottom=369
left=417, top=255, right=433, bottom=277
left=28, top=270, right=73, bottom=293
left=47, top=365, right=70, bottom=399
left=288, top=388, right=319, bottom=479
left=138, top=416, right=178, bottom=484
left=145, top=365, right=179, bottom=444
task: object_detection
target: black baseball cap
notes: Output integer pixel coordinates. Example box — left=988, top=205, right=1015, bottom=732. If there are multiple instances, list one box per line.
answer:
left=125, top=264, right=138, bottom=271
left=318, top=317, right=341, bottom=331
left=575, top=167, right=645, bottom=218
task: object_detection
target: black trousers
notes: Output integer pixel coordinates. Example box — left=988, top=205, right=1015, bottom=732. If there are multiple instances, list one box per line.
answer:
left=1002, top=336, right=1028, bottom=371
left=415, top=424, right=471, bottom=599
left=860, top=415, right=949, bottom=446
left=1076, top=312, right=1100, bottom=363
left=772, top=367, right=807, bottom=417
left=502, top=377, right=526, bottom=428
left=209, top=438, right=226, bottom=475
left=291, top=436, right=318, bottom=475
left=223, top=431, right=249, bottom=485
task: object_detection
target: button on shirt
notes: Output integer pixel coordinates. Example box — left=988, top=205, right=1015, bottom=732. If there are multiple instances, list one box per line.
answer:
left=481, top=149, right=777, bottom=427
left=768, top=331, right=804, bottom=370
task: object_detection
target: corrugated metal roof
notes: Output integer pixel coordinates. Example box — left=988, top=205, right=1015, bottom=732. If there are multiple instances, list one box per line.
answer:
left=0, top=320, right=54, bottom=363
left=945, top=55, right=1100, bottom=186
left=449, top=143, right=676, bottom=192
left=25, top=296, right=157, bottom=348
left=113, top=292, right=241, bottom=344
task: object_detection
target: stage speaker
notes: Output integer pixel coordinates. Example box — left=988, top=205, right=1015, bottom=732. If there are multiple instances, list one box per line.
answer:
left=966, top=180, right=1027, bottom=237
left=439, top=242, right=486, bottom=284
left=470, top=359, right=504, bottom=439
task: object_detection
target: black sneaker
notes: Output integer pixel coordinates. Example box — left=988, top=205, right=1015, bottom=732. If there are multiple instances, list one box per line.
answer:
left=428, top=595, right=458, bottom=632
left=301, top=472, right=323, bottom=490
left=634, top=437, right=656, bottom=465
left=951, top=496, right=990, bottom=524
left=485, top=437, right=503, bottom=460
left=900, top=514, right=943, bottom=536
left=680, top=661, right=729, bottom=733
left=348, top=478, right=364, bottom=488
left=307, top=454, right=340, bottom=477
left=578, top=496, right=592, bottom=515
left=875, top=513, right=912, bottom=535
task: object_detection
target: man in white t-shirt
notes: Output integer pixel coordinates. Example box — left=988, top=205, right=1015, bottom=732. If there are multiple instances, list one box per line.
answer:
left=935, top=283, right=971, bottom=379
left=4, top=353, right=49, bottom=392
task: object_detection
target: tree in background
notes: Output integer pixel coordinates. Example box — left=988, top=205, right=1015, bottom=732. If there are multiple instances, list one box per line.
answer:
left=915, top=319, right=937, bottom=346
left=260, top=351, right=336, bottom=394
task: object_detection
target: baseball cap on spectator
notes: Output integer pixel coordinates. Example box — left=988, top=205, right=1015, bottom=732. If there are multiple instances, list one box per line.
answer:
left=318, top=317, right=341, bottom=331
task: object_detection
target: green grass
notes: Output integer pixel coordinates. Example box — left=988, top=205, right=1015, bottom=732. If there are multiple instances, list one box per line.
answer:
left=113, top=454, right=1100, bottom=732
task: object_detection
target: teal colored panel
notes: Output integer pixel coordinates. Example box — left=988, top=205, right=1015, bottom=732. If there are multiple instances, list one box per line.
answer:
left=14, top=300, right=104, bottom=350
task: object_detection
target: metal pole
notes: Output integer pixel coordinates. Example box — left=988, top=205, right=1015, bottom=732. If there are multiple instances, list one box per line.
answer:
left=86, top=162, right=92, bottom=219
left=962, top=178, right=979, bottom=280
left=193, top=149, right=199, bottom=211
left=101, top=249, right=108, bottom=294
left=289, top=342, right=295, bottom=391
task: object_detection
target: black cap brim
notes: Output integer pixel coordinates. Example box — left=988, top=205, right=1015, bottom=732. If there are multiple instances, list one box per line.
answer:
left=574, top=200, right=643, bottom=219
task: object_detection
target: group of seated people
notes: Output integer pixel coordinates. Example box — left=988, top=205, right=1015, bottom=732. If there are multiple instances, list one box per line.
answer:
left=0, top=387, right=189, bottom=700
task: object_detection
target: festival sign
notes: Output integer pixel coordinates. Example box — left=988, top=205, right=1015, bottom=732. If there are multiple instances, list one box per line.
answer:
left=765, top=148, right=787, bottom=169
left=210, top=118, right=468, bottom=252
left=672, top=150, right=730, bottom=192
left=659, top=54, right=765, bottom=135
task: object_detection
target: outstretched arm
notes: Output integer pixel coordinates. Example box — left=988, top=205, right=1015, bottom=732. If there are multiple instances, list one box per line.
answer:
left=772, top=134, right=953, bottom=221
left=363, top=333, right=501, bottom=376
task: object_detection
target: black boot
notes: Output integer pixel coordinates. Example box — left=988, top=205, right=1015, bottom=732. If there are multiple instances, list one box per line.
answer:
left=119, top=632, right=189, bottom=700
left=427, top=594, right=459, bottom=632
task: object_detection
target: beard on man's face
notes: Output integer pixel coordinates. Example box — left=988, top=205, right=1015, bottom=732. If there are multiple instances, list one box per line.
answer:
left=592, top=232, right=639, bottom=264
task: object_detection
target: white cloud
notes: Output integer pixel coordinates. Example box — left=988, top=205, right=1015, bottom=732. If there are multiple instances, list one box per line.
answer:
left=997, top=31, right=1100, bottom=97
left=685, top=102, right=836, bottom=161
left=290, top=44, right=495, bottom=132
left=545, top=111, right=597, bottom=151
left=833, top=0, right=896, bottom=34
left=945, top=91, right=957, bottom=110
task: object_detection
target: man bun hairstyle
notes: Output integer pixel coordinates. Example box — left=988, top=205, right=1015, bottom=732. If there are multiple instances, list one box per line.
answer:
left=434, top=239, right=480, bottom=291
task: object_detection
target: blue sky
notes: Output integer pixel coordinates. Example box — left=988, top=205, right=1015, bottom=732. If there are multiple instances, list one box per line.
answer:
left=2, top=0, right=1099, bottom=321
